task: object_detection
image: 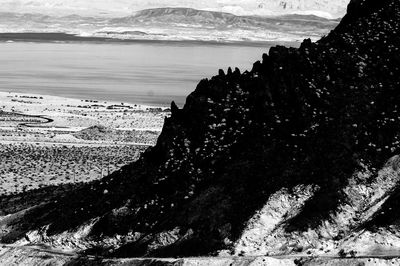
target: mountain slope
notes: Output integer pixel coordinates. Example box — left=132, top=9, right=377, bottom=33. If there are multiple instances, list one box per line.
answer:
left=113, top=7, right=335, bottom=26
left=0, top=0, right=400, bottom=259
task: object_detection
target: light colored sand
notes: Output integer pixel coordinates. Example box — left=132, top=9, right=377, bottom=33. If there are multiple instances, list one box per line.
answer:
left=0, top=91, right=170, bottom=195
left=0, top=91, right=168, bottom=132
left=0, top=91, right=169, bottom=146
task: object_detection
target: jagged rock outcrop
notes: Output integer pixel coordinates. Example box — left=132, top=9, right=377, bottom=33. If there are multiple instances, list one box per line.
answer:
left=1, top=0, right=400, bottom=259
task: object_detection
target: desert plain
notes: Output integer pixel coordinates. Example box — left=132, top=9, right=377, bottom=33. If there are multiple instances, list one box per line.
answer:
left=0, top=91, right=169, bottom=194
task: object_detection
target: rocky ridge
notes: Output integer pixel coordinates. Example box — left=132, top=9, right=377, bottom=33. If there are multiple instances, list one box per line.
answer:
left=0, top=0, right=400, bottom=260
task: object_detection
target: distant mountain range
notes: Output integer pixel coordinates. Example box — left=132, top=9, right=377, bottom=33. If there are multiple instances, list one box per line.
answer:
left=0, top=7, right=339, bottom=43
left=0, top=0, right=349, bottom=19
left=113, top=7, right=337, bottom=26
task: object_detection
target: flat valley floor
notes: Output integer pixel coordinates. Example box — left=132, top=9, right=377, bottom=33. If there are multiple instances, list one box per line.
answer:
left=0, top=91, right=168, bottom=194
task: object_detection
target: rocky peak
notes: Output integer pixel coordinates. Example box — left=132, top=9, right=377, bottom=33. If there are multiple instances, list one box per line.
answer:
left=0, top=0, right=400, bottom=259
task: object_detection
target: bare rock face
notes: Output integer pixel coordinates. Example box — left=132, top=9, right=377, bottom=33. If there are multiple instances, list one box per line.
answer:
left=1, top=0, right=400, bottom=259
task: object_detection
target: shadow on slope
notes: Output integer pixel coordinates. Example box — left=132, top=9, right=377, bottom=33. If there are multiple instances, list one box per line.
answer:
left=0, top=0, right=400, bottom=258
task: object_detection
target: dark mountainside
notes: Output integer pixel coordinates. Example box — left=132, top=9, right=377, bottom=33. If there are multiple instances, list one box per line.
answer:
left=1, top=0, right=400, bottom=259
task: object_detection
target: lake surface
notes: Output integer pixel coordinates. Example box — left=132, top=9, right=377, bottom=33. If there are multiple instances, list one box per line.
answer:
left=0, top=41, right=292, bottom=106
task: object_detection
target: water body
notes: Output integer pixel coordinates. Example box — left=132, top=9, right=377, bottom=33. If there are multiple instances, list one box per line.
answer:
left=0, top=40, right=297, bottom=106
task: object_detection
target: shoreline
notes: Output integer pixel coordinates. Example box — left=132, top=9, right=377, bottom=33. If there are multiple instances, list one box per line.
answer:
left=0, top=90, right=170, bottom=111
left=0, top=32, right=300, bottom=48
left=0, top=88, right=181, bottom=108
left=0, top=90, right=168, bottom=136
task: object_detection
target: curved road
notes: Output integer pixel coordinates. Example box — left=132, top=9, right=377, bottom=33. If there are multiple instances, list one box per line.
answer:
left=14, top=112, right=54, bottom=127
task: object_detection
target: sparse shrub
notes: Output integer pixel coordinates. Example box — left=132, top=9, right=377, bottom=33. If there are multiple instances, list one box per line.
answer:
left=338, top=249, right=347, bottom=258
left=349, top=250, right=357, bottom=258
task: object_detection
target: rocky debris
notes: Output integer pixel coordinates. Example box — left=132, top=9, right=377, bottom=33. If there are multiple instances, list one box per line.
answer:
left=233, top=156, right=400, bottom=256
left=1, top=246, right=400, bottom=266
left=0, top=246, right=72, bottom=266
left=1, top=0, right=400, bottom=260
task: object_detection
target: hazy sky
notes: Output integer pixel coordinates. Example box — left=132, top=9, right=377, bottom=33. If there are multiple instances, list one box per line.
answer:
left=0, top=0, right=349, bottom=18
